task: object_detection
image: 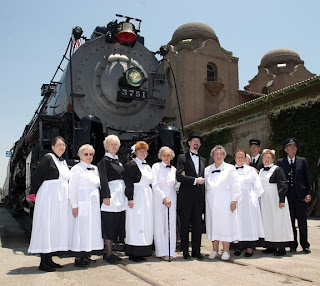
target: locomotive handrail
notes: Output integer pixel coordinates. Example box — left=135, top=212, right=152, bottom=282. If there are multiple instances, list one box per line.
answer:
left=50, top=38, right=72, bottom=84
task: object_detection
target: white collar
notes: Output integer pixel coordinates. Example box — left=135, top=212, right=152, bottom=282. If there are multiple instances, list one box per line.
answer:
left=287, top=156, right=295, bottom=163
left=213, top=161, right=225, bottom=170
left=105, top=152, right=118, bottom=159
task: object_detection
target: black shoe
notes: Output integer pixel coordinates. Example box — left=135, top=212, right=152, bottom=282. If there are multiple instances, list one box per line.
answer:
left=129, top=255, right=141, bottom=262
left=303, top=248, right=311, bottom=254
left=38, top=263, right=56, bottom=272
left=74, top=258, right=89, bottom=268
left=137, top=256, right=147, bottom=262
left=84, top=257, right=96, bottom=263
left=274, top=249, right=286, bottom=256
left=112, top=254, right=122, bottom=261
left=261, top=248, right=275, bottom=254
left=104, top=254, right=119, bottom=264
left=244, top=251, right=253, bottom=257
left=289, top=248, right=297, bottom=253
left=191, top=253, right=205, bottom=260
left=234, top=249, right=242, bottom=256
left=183, top=252, right=191, bottom=260
left=47, top=257, right=63, bottom=269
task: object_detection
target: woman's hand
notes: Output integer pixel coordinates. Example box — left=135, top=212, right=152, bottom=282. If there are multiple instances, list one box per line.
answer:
left=103, top=198, right=110, bottom=206
left=279, top=203, right=285, bottom=209
left=230, top=201, right=237, bottom=212
left=72, top=207, right=79, bottom=218
left=128, top=200, right=134, bottom=208
left=163, top=197, right=171, bottom=208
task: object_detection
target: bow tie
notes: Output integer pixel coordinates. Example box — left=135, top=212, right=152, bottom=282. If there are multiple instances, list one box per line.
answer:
left=166, top=165, right=172, bottom=168
left=87, top=167, right=94, bottom=171
left=190, top=152, right=198, bottom=156
left=53, top=153, right=64, bottom=161
left=142, top=162, right=148, bottom=165
left=263, top=167, right=271, bottom=171
left=236, top=166, right=244, bottom=169
left=212, top=170, right=221, bottom=173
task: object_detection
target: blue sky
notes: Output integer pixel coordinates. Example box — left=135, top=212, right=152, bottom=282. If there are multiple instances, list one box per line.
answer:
left=1, top=0, right=319, bottom=187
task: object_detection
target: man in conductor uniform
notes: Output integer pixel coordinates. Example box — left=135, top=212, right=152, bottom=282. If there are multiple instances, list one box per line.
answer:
left=176, top=131, right=206, bottom=260
left=249, top=139, right=264, bottom=171
left=277, top=138, right=312, bottom=253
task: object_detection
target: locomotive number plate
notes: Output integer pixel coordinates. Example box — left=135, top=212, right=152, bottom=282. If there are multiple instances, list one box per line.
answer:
left=120, top=88, right=148, bottom=100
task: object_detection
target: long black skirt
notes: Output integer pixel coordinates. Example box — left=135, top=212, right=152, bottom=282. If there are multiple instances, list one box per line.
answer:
left=101, top=211, right=125, bottom=240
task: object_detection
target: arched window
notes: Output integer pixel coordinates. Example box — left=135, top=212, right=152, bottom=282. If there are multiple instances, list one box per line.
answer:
left=207, top=63, right=217, bottom=82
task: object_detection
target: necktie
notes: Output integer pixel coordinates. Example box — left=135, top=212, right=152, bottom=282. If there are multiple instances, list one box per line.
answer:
left=166, top=165, right=171, bottom=168
left=263, top=167, right=271, bottom=171
left=236, top=166, right=244, bottom=169
left=290, top=159, right=293, bottom=165
left=142, top=162, right=148, bottom=165
left=252, top=158, right=256, bottom=164
left=87, top=167, right=94, bottom=171
left=190, top=152, right=199, bottom=156
left=212, top=170, right=221, bottom=173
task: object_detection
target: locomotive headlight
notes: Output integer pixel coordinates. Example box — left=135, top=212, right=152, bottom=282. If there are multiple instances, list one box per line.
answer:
left=125, top=67, right=145, bottom=87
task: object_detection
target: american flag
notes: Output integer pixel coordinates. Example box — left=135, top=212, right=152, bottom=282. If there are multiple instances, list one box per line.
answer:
left=72, top=36, right=81, bottom=52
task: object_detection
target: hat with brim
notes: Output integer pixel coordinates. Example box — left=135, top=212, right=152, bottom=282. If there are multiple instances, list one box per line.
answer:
left=188, top=131, right=202, bottom=142
left=283, top=138, right=298, bottom=149
left=249, top=139, right=260, bottom=146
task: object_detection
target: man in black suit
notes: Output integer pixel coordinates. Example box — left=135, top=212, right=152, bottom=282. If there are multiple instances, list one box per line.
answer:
left=277, top=138, right=312, bottom=254
left=249, top=139, right=264, bottom=171
left=176, top=131, right=206, bottom=260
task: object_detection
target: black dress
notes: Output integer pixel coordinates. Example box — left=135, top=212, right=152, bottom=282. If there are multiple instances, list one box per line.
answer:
left=97, top=154, right=127, bottom=240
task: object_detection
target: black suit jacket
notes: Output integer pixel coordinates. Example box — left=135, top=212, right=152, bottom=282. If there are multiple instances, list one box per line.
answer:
left=250, top=155, right=264, bottom=171
left=277, top=156, right=312, bottom=201
left=176, top=152, right=206, bottom=211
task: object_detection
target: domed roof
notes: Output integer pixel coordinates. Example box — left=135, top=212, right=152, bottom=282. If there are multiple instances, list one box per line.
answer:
left=260, top=48, right=303, bottom=68
left=170, top=22, right=219, bottom=45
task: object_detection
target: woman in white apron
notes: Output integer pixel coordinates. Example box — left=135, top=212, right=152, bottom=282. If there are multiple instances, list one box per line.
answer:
left=205, top=145, right=241, bottom=261
left=124, top=141, right=153, bottom=262
left=259, top=149, right=293, bottom=256
left=28, top=136, right=71, bottom=272
left=97, top=135, right=127, bottom=264
left=232, top=149, right=265, bottom=257
left=152, top=147, right=180, bottom=260
left=69, top=144, right=103, bottom=267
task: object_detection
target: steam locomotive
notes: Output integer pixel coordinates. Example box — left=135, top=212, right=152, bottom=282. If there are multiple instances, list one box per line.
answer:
left=3, top=15, right=182, bottom=214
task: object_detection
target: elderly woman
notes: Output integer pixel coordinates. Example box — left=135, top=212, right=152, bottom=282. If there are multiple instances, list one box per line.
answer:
left=259, top=149, right=293, bottom=256
left=152, top=147, right=180, bottom=260
left=97, top=135, right=127, bottom=264
left=28, top=136, right=71, bottom=272
left=69, top=144, right=104, bottom=267
left=232, top=149, right=265, bottom=257
left=124, top=141, right=153, bottom=262
left=204, top=145, right=241, bottom=261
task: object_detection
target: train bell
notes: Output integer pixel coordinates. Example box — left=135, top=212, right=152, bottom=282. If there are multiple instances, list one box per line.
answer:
left=116, top=22, right=137, bottom=43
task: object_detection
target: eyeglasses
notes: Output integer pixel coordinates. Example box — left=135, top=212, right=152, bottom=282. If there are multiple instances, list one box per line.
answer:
left=84, top=153, right=94, bottom=156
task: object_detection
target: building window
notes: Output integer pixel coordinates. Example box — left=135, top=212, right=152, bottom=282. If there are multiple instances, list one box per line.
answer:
left=207, top=64, right=217, bottom=82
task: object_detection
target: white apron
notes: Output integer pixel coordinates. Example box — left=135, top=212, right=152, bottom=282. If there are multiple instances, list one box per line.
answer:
left=100, top=179, right=128, bottom=212
left=152, top=162, right=178, bottom=257
left=259, top=166, right=294, bottom=242
left=205, top=162, right=241, bottom=242
left=28, top=154, right=71, bottom=253
left=237, top=166, right=265, bottom=241
left=69, top=163, right=103, bottom=252
left=125, top=161, right=153, bottom=246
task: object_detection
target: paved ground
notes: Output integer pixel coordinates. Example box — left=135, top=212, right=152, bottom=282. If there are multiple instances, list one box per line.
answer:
left=0, top=204, right=319, bottom=286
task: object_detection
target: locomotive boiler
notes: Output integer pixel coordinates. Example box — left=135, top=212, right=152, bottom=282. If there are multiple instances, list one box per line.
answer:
left=3, top=15, right=182, bottom=213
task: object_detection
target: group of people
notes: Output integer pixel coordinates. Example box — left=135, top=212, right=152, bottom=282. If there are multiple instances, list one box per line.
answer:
left=27, top=132, right=312, bottom=272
